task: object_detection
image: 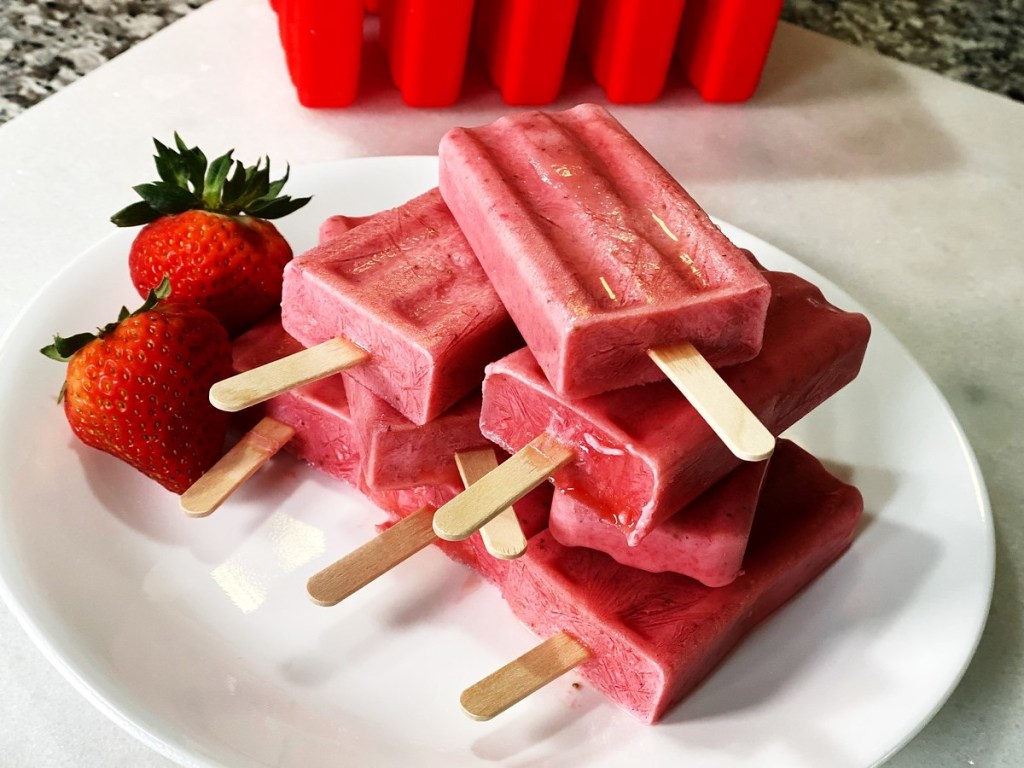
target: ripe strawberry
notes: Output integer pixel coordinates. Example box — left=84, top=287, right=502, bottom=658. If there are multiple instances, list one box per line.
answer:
left=41, top=280, right=233, bottom=494
left=111, top=135, right=311, bottom=336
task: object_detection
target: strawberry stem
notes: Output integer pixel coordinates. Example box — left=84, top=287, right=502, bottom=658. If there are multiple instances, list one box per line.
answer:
left=111, top=134, right=310, bottom=226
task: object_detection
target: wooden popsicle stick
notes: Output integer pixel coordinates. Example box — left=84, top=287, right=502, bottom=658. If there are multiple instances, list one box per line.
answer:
left=209, top=336, right=369, bottom=412
left=461, top=632, right=591, bottom=721
left=307, top=506, right=436, bottom=607
left=180, top=416, right=296, bottom=517
left=433, top=433, right=574, bottom=542
left=648, top=341, right=775, bottom=462
left=306, top=447, right=530, bottom=607
left=455, top=447, right=528, bottom=560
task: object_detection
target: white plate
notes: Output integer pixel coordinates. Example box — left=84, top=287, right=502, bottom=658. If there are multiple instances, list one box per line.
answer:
left=0, top=157, right=993, bottom=768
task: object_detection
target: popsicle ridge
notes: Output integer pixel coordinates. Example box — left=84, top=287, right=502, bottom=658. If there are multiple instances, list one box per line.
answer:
left=479, top=115, right=709, bottom=307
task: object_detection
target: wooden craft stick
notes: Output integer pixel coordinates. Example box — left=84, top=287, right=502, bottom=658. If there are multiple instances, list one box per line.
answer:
left=180, top=416, right=295, bottom=517
left=433, top=434, right=574, bottom=542
left=648, top=341, right=775, bottom=462
left=209, top=337, right=369, bottom=412
left=307, top=506, right=436, bottom=607
left=455, top=448, right=528, bottom=560
left=306, top=447, right=531, bottom=607
left=460, top=632, right=591, bottom=721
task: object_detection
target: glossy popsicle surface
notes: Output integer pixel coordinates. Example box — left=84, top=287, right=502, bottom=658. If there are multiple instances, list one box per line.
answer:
left=439, top=103, right=771, bottom=399
left=498, top=441, right=863, bottom=723
left=281, top=188, right=521, bottom=424
left=479, top=268, right=870, bottom=543
left=549, top=445, right=770, bottom=586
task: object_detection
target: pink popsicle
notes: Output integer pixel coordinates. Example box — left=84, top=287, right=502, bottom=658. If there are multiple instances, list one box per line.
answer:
left=438, top=103, right=771, bottom=400
left=485, top=441, right=863, bottom=723
left=343, top=375, right=492, bottom=491
left=471, top=268, right=870, bottom=544
left=549, top=446, right=769, bottom=586
left=267, top=188, right=521, bottom=425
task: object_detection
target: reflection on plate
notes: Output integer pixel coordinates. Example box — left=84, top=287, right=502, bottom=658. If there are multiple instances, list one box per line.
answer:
left=0, top=157, right=993, bottom=768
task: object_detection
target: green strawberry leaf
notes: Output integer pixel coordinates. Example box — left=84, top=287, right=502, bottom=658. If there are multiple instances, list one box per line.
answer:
left=248, top=194, right=313, bottom=219
left=40, top=332, right=99, bottom=362
left=265, top=164, right=291, bottom=199
left=222, top=159, right=248, bottom=205
left=112, top=135, right=311, bottom=225
left=154, top=138, right=191, bottom=188
left=204, top=150, right=234, bottom=209
left=133, top=182, right=199, bottom=214
left=174, top=133, right=207, bottom=193
left=110, top=200, right=160, bottom=227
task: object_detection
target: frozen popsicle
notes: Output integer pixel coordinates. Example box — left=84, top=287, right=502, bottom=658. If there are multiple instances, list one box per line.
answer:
left=461, top=440, right=864, bottom=723
left=344, top=375, right=491, bottom=491
left=438, top=104, right=772, bottom=424
left=549, top=446, right=769, bottom=586
left=433, top=267, right=870, bottom=545
left=439, top=104, right=774, bottom=461
left=180, top=315, right=363, bottom=516
left=307, top=448, right=541, bottom=606
left=210, top=188, right=522, bottom=425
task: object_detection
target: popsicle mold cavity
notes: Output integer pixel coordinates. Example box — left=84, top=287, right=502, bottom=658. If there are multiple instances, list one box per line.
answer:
left=500, top=441, right=864, bottom=723
left=481, top=269, right=870, bottom=543
left=282, top=188, right=521, bottom=425
left=439, top=103, right=771, bottom=399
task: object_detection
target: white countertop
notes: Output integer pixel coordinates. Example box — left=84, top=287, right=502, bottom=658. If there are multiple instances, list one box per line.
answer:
left=1, top=0, right=1021, bottom=765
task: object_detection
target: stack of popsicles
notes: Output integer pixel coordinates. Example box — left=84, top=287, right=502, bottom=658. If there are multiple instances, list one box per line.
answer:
left=190, top=194, right=547, bottom=602
left=194, top=103, right=870, bottom=724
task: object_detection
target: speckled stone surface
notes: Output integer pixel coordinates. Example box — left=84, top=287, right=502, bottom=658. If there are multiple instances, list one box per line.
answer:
left=1, top=0, right=1022, bottom=125
left=0, top=0, right=210, bottom=124
left=782, top=0, right=1024, bottom=102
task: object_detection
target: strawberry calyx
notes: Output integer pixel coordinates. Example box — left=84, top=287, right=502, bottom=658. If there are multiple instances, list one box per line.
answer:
left=110, top=134, right=311, bottom=227
left=41, top=277, right=172, bottom=364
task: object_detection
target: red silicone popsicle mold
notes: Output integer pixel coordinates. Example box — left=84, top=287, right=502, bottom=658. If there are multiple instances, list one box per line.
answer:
left=677, top=0, right=785, bottom=102
left=379, top=0, right=476, bottom=107
left=275, top=0, right=364, bottom=107
left=475, top=0, right=581, bottom=106
left=577, top=0, right=688, bottom=104
left=269, top=0, right=783, bottom=107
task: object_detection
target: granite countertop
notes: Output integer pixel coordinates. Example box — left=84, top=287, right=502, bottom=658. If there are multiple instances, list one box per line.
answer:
left=1, top=0, right=1022, bottom=124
